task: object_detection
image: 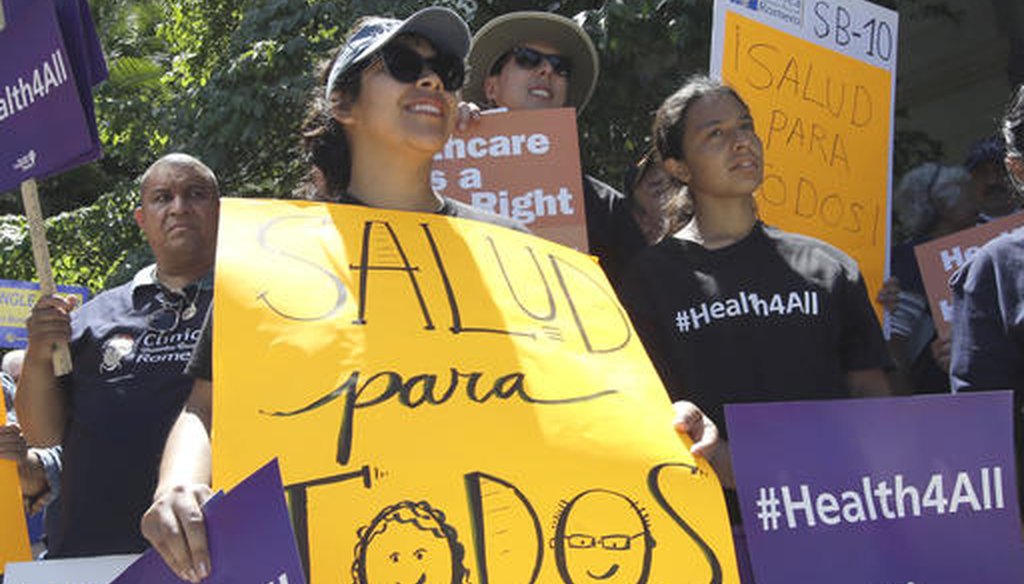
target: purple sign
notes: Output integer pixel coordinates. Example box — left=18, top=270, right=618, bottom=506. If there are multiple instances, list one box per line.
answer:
left=726, top=392, right=1024, bottom=584
left=111, top=459, right=306, bottom=584
left=48, top=0, right=107, bottom=172
left=1, top=0, right=104, bottom=193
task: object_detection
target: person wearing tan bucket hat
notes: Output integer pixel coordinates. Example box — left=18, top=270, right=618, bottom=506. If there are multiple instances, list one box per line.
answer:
left=465, top=11, right=598, bottom=111
left=465, top=11, right=647, bottom=290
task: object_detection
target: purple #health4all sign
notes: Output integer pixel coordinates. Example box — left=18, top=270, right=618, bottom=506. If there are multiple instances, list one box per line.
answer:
left=726, top=392, right=1024, bottom=584
left=0, top=0, right=104, bottom=193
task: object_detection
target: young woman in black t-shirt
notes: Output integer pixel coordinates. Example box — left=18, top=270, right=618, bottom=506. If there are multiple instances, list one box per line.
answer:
left=625, top=75, right=892, bottom=478
left=622, top=73, right=892, bottom=583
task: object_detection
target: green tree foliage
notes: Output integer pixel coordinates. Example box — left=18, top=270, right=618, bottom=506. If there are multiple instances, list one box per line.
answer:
left=0, top=0, right=954, bottom=294
left=0, top=186, right=144, bottom=292
left=167, top=0, right=344, bottom=198
left=577, top=0, right=711, bottom=189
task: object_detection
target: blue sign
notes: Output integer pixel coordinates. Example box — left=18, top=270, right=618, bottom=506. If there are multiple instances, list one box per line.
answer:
left=0, top=278, right=90, bottom=348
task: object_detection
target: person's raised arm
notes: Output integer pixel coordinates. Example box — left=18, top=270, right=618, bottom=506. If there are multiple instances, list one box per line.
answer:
left=141, top=378, right=214, bottom=583
left=672, top=400, right=734, bottom=488
left=15, top=296, right=75, bottom=445
left=0, top=424, right=48, bottom=506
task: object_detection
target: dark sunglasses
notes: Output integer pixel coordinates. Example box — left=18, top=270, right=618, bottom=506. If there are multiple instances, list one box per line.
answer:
left=507, top=46, right=572, bottom=78
left=379, top=43, right=464, bottom=91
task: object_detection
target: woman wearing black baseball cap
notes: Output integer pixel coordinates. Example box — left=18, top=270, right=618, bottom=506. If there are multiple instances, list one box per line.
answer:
left=299, top=7, right=524, bottom=224
left=140, top=9, right=520, bottom=582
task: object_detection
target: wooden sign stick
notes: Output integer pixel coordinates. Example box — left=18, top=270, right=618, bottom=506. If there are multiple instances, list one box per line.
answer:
left=20, top=180, right=73, bottom=376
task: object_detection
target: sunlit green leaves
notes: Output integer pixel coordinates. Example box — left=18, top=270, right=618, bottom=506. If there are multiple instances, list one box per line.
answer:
left=0, top=0, right=953, bottom=293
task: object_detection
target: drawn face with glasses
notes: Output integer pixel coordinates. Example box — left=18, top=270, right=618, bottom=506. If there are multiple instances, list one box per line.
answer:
left=485, top=41, right=570, bottom=111
left=565, top=533, right=645, bottom=551
left=552, top=490, right=655, bottom=584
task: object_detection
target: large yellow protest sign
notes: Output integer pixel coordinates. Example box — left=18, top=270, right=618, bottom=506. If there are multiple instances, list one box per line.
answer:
left=1, top=399, right=31, bottom=572
left=716, top=7, right=894, bottom=319
left=212, top=199, right=736, bottom=583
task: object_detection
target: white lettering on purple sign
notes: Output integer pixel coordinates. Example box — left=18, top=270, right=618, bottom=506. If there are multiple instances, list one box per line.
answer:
left=753, top=466, right=1006, bottom=532
left=0, top=50, right=70, bottom=124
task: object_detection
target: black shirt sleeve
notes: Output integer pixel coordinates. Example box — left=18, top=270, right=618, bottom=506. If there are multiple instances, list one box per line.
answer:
left=837, top=268, right=891, bottom=373
left=617, top=248, right=680, bottom=402
left=582, top=176, right=647, bottom=292
left=185, top=303, right=213, bottom=381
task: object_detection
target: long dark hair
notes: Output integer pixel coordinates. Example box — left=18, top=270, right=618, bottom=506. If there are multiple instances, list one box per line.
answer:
left=652, top=75, right=746, bottom=163
left=298, top=19, right=377, bottom=202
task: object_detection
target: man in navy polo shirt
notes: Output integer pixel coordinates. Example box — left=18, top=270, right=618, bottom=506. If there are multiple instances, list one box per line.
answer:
left=16, top=153, right=220, bottom=557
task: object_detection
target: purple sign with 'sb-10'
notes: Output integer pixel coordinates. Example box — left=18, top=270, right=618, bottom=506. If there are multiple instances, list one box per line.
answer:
left=726, top=392, right=1024, bottom=584
left=0, top=0, right=104, bottom=193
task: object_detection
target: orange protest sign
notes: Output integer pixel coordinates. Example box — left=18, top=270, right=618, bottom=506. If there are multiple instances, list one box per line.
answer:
left=211, top=198, right=737, bottom=584
left=0, top=398, right=31, bottom=572
left=714, top=7, right=896, bottom=320
left=432, top=108, right=589, bottom=252
left=914, top=212, right=1024, bottom=337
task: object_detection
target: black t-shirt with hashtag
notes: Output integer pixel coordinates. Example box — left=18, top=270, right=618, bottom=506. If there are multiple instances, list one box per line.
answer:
left=620, top=222, right=888, bottom=436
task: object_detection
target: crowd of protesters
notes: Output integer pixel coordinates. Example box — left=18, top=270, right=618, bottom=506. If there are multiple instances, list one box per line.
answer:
left=3, top=5, right=1022, bottom=584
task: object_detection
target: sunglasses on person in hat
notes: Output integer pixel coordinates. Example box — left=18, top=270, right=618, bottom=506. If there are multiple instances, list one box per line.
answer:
left=493, top=46, right=572, bottom=78
left=377, top=42, right=465, bottom=91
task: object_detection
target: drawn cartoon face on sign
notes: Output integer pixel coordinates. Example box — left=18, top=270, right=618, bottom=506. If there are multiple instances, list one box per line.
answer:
left=352, top=501, right=468, bottom=584
left=552, top=490, right=655, bottom=584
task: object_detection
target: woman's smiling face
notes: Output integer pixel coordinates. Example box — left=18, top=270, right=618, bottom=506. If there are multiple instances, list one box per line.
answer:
left=484, top=40, right=570, bottom=110
left=338, top=35, right=458, bottom=157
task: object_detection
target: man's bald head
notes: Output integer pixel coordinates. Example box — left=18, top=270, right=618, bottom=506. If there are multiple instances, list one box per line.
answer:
left=134, top=153, right=221, bottom=282
left=2, top=350, right=24, bottom=382
left=139, top=153, right=219, bottom=197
